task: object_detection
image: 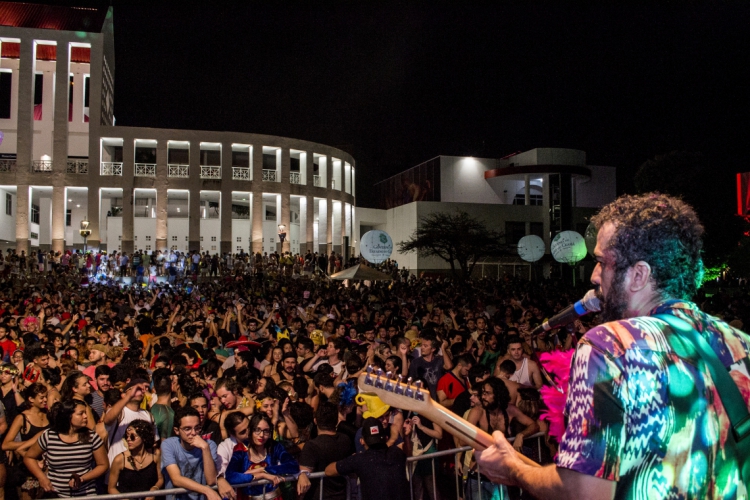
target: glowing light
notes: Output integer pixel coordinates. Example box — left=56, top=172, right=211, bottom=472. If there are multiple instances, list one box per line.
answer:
left=667, top=364, right=695, bottom=398
left=701, top=264, right=727, bottom=285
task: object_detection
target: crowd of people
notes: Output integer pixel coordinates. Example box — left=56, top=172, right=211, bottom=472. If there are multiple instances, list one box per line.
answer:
left=0, top=195, right=745, bottom=500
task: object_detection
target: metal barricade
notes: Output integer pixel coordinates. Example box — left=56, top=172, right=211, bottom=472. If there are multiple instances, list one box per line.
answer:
left=61, top=436, right=546, bottom=500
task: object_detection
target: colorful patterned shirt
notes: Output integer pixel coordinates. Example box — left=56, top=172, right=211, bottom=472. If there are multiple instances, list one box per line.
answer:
left=556, top=300, right=750, bottom=499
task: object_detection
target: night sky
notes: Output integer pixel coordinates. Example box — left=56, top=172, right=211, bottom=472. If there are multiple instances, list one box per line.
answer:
left=21, top=1, right=750, bottom=208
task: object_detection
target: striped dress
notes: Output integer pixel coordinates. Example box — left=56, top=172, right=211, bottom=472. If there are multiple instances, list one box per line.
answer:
left=37, top=429, right=104, bottom=497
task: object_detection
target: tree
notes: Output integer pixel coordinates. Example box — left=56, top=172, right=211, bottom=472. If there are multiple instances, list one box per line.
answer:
left=634, top=151, right=743, bottom=269
left=398, top=210, right=507, bottom=279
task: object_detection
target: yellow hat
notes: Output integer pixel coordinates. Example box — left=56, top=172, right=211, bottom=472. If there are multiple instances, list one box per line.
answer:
left=355, top=393, right=390, bottom=419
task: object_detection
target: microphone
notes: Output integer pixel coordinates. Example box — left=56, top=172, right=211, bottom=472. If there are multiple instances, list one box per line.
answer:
left=531, top=289, right=601, bottom=336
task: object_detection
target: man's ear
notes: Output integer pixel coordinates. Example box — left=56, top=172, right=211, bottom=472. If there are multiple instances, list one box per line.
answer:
left=629, top=261, right=653, bottom=292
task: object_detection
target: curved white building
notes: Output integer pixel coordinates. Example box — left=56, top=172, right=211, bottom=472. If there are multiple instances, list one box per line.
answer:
left=0, top=3, right=355, bottom=257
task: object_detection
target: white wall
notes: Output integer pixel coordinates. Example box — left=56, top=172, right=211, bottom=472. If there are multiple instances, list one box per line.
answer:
left=133, top=218, right=157, bottom=253
left=200, top=219, right=221, bottom=253
left=439, top=156, right=503, bottom=204
left=29, top=221, right=39, bottom=247
left=575, top=165, right=616, bottom=208
left=106, top=216, right=121, bottom=251
left=167, top=218, right=189, bottom=252
left=232, top=219, right=251, bottom=254
left=64, top=203, right=88, bottom=246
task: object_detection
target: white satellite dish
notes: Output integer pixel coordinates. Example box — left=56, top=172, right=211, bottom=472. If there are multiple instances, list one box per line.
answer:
left=551, top=231, right=587, bottom=264
left=517, top=235, right=545, bottom=262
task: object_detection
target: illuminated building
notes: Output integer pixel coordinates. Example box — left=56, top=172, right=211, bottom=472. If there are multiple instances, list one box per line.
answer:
left=356, top=148, right=616, bottom=275
left=0, top=3, right=355, bottom=256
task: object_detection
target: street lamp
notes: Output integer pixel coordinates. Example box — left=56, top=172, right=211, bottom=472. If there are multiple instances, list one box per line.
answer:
left=79, top=218, right=91, bottom=254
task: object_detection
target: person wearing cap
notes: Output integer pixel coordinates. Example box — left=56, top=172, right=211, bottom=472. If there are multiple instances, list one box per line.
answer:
left=325, top=416, right=409, bottom=500
left=102, top=378, right=158, bottom=465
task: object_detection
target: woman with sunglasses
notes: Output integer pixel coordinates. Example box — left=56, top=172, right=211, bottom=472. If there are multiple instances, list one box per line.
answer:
left=23, top=400, right=108, bottom=498
left=0, top=363, right=23, bottom=425
left=2, top=383, right=49, bottom=500
left=108, top=419, right=163, bottom=500
left=226, top=413, right=299, bottom=499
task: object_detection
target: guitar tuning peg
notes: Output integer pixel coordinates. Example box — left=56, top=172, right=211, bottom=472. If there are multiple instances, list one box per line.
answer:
left=405, top=377, right=414, bottom=398
left=395, top=375, right=405, bottom=395
left=414, top=380, right=425, bottom=402
left=384, top=371, right=394, bottom=392
left=374, top=368, right=385, bottom=389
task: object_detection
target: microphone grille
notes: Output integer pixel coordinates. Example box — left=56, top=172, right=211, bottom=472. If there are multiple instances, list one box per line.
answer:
left=582, top=289, right=601, bottom=313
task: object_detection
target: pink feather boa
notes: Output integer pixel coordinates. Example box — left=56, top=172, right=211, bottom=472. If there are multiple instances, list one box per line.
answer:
left=538, top=349, right=574, bottom=442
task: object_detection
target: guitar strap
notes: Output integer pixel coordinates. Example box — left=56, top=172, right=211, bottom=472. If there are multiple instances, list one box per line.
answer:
left=655, top=313, right=750, bottom=485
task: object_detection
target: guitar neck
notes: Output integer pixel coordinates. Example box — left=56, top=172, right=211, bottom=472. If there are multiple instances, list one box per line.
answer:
left=414, top=399, right=541, bottom=468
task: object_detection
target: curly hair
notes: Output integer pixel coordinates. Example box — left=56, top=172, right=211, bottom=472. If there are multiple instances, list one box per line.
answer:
left=591, top=193, right=704, bottom=300
left=126, top=419, right=157, bottom=452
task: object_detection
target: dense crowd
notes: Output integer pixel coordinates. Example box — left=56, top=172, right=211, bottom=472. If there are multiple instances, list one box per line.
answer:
left=0, top=250, right=745, bottom=500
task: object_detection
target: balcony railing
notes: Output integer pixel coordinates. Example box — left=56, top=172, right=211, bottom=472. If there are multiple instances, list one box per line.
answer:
left=0, top=160, right=16, bottom=172
left=313, top=175, right=322, bottom=187
left=290, top=172, right=301, bottom=184
left=265, top=215, right=277, bottom=221
left=135, top=163, right=156, bottom=177
left=101, top=162, right=123, bottom=176
left=66, top=160, right=88, bottom=174
left=32, top=160, right=53, bottom=172
left=232, top=166, right=250, bottom=180
left=332, top=179, right=336, bottom=189
left=200, top=166, right=221, bottom=179
left=262, top=169, right=278, bottom=182
left=168, top=164, right=189, bottom=178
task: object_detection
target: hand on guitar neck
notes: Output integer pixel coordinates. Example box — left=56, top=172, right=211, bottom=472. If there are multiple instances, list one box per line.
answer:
left=357, top=367, right=541, bottom=471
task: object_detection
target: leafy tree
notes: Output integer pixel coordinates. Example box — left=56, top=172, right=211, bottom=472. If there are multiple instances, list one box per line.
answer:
left=634, top=151, right=743, bottom=269
left=398, top=210, right=507, bottom=279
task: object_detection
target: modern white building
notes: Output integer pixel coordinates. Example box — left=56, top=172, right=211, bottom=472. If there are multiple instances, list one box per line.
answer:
left=355, top=148, right=616, bottom=274
left=0, top=3, right=355, bottom=257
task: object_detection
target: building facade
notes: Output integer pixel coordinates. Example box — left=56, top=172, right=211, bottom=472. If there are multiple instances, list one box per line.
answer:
left=357, top=149, right=616, bottom=274
left=0, top=3, right=355, bottom=256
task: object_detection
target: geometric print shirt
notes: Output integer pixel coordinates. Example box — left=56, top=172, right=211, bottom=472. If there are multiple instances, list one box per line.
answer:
left=556, top=300, right=750, bottom=499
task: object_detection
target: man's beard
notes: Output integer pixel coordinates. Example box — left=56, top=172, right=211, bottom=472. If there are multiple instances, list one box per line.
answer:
left=481, top=398, right=499, bottom=411
left=598, top=270, right=629, bottom=323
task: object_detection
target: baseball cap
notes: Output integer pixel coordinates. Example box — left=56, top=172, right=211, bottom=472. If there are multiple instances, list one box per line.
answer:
left=361, top=417, right=387, bottom=447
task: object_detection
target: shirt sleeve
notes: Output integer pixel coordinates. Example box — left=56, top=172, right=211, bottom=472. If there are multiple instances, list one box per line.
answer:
left=37, top=429, right=49, bottom=453
left=297, top=440, right=317, bottom=469
left=555, top=339, right=626, bottom=481
left=335, top=453, right=360, bottom=477
left=160, top=438, right=177, bottom=467
left=91, top=431, right=104, bottom=451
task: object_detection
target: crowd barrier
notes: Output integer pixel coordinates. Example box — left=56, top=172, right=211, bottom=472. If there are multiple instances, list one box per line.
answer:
left=73, top=432, right=546, bottom=500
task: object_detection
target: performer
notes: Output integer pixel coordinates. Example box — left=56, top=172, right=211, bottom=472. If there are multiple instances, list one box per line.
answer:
left=476, top=193, right=750, bottom=499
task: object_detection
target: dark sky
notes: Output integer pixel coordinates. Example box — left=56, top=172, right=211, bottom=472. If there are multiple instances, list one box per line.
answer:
left=24, top=1, right=750, bottom=207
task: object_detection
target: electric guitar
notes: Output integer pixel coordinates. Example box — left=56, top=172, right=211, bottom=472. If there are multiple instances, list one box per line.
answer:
left=357, top=367, right=541, bottom=468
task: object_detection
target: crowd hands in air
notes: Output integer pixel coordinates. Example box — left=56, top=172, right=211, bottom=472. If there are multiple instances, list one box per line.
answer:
left=0, top=249, right=743, bottom=500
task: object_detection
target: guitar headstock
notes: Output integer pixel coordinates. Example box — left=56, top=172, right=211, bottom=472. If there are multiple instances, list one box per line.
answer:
left=357, top=365, right=434, bottom=414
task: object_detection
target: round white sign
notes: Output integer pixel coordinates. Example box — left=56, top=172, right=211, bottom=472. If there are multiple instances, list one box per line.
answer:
left=360, top=230, right=393, bottom=264
left=551, top=231, right=587, bottom=264
left=517, top=235, right=545, bottom=262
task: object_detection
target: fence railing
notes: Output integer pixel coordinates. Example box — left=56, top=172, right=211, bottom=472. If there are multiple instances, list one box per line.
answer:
left=290, top=171, right=301, bottom=184
left=168, top=164, right=189, bottom=178
left=313, top=175, right=322, bottom=187
left=134, top=163, right=156, bottom=177
left=100, top=162, right=123, bottom=176
left=66, top=159, right=88, bottom=174
left=32, top=160, right=53, bottom=172
left=233, top=166, right=251, bottom=180
left=0, top=159, right=16, bottom=172
left=74, top=438, right=546, bottom=500
left=262, top=169, right=278, bottom=182
left=201, top=165, right=221, bottom=179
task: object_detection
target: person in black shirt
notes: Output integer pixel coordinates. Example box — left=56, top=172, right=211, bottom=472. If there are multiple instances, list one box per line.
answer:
left=297, top=402, right=353, bottom=500
left=326, top=417, right=409, bottom=500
